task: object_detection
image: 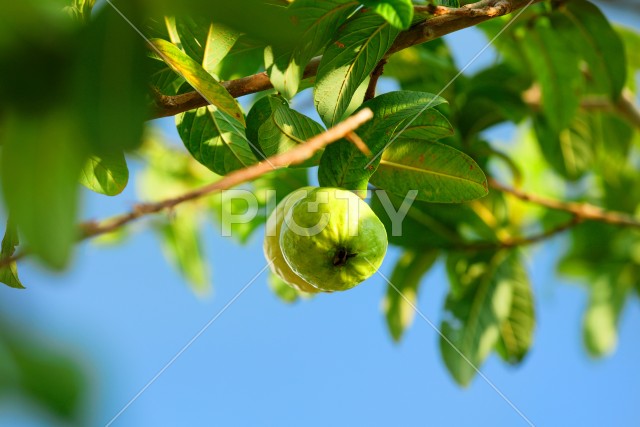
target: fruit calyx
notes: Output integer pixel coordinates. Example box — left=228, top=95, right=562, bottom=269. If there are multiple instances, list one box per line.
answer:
left=332, top=247, right=358, bottom=267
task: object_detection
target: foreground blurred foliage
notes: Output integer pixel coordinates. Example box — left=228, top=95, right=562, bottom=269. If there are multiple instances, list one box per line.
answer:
left=0, top=0, right=639, bottom=387
left=0, top=319, right=86, bottom=425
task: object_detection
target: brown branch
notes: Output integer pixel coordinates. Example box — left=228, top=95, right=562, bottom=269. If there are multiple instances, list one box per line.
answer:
left=151, top=0, right=543, bottom=119
left=0, top=108, right=374, bottom=269
left=524, top=86, right=640, bottom=130
left=489, top=179, right=640, bottom=228
left=364, top=59, right=387, bottom=102
left=456, top=214, right=583, bottom=251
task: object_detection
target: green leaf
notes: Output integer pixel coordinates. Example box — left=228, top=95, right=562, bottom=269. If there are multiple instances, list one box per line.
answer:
left=521, top=15, right=582, bottom=132
left=616, top=25, right=640, bottom=92
left=0, top=111, right=86, bottom=269
left=0, top=330, right=86, bottom=423
left=268, top=272, right=300, bottom=303
left=441, top=250, right=522, bottom=386
left=533, top=113, right=594, bottom=181
left=318, top=91, right=448, bottom=192
left=496, top=264, right=535, bottom=364
left=79, top=151, right=129, bottom=196
left=256, top=96, right=325, bottom=167
left=314, top=11, right=401, bottom=126
left=0, top=218, right=24, bottom=289
left=582, top=265, right=635, bottom=357
left=151, top=38, right=246, bottom=125
left=176, top=104, right=258, bottom=175
left=384, top=250, right=438, bottom=342
left=173, top=17, right=240, bottom=73
left=265, top=0, right=359, bottom=99
left=213, top=35, right=265, bottom=81
left=370, top=139, right=488, bottom=203
left=559, top=0, right=626, bottom=100
left=362, top=0, right=414, bottom=30
left=74, top=3, right=147, bottom=153
left=157, top=210, right=211, bottom=297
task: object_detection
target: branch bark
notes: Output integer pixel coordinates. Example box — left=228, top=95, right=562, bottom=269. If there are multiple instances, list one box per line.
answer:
left=151, top=0, right=543, bottom=119
left=489, top=179, right=640, bottom=228
left=0, top=108, right=374, bottom=269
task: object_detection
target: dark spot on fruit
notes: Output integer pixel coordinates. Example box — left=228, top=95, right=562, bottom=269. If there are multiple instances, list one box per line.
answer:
left=333, top=247, right=357, bottom=267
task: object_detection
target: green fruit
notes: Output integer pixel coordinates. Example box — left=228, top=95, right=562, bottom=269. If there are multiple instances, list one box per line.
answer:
left=280, top=187, right=388, bottom=292
left=263, top=187, right=319, bottom=294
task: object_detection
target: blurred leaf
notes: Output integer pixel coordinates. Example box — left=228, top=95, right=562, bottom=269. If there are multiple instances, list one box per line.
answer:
left=615, top=25, right=640, bottom=92
left=213, top=35, right=265, bottom=81
left=65, top=0, right=95, bottom=23
left=176, top=104, right=258, bottom=176
left=496, top=264, right=535, bottom=364
left=318, top=91, right=448, bottom=192
left=370, top=139, right=488, bottom=203
left=0, top=330, right=85, bottom=423
left=74, top=2, right=148, bottom=153
left=157, top=210, right=211, bottom=296
left=265, top=0, right=358, bottom=99
left=441, top=250, right=521, bottom=386
left=583, top=265, right=634, bottom=357
left=532, top=113, right=594, bottom=181
left=0, top=218, right=24, bottom=289
left=256, top=96, right=325, bottom=167
left=384, top=39, right=458, bottom=96
left=151, top=0, right=299, bottom=50
left=151, top=38, right=246, bottom=125
left=314, top=10, right=401, bottom=126
left=0, top=111, right=86, bottom=269
left=521, top=14, right=582, bottom=132
left=79, top=151, right=129, bottom=196
left=362, top=0, right=414, bottom=30
left=457, top=63, right=531, bottom=139
left=383, top=249, right=438, bottom=342
left=559, top=0, right=626, bottom=100
left=173, top=17, right=240, bottom=73
left=268, top=272, right=300, bottom=303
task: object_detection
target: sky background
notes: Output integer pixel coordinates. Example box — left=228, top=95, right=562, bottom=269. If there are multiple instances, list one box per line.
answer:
left=1, top=4, right=639, bottom=427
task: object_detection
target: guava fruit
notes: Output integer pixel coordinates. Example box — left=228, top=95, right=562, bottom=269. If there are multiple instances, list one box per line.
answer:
left=280, top=187, right=388, bottom=292
left=263, top=187, right=319, bottom=294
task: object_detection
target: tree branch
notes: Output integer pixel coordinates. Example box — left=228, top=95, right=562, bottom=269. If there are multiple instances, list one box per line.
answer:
left=489, top=178, right=640, bottom=228
left=0, top=108, right=374, bottom=269
left=455, top=214, right=583, bottom=251
left=151, top=0, right=543, bottom=119
left=364, top=59, right=387, bottom=102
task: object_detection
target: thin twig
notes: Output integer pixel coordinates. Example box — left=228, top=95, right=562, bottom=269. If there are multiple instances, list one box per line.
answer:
left=151, top=0, right=543, bottom=119
left=0, top=109, right=374, bottom=269
left=490, top=179, right=640, bottom=228
left=455, top=215, right=583, bottom=251
left=364, top=59, right=387, bottom=102
left=345, top=131, right=371, bottom=156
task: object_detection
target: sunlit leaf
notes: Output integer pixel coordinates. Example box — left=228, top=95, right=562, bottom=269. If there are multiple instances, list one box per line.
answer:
left=314, top=10, right=401, bottom=126
left=266, top=0, right=359, bottom=99
left=79, top=151, right=129, bottom=196
left=362, top=0, right=414, bottom=30
left=441, top=250, right=524, bottom=386
left=176, top=105, right=258, bottom=175
left=383, top=249, right=438, bottom=341
left=151, top=38, right=246, bottom=125
left=371, top=139, right=488, bottom=203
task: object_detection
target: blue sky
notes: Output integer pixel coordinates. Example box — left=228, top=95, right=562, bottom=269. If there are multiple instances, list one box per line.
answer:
left=1, top=4, right=639, bottom=427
